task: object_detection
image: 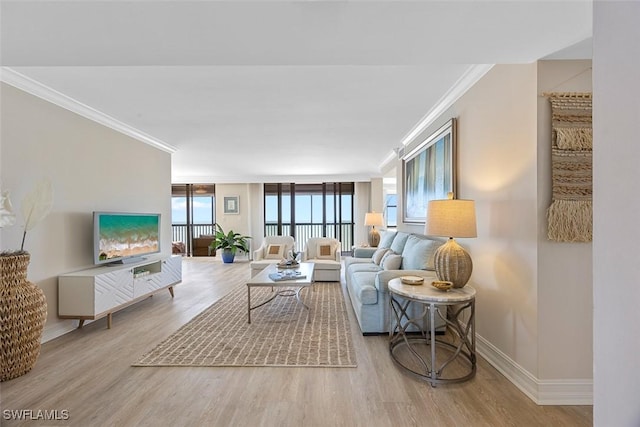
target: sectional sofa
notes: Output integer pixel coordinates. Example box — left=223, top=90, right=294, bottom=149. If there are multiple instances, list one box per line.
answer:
left=345, top=230, right=445, bottom=334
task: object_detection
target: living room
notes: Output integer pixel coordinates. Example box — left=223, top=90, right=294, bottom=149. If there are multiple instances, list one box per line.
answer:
left=1, top=1, right=638, bottom=426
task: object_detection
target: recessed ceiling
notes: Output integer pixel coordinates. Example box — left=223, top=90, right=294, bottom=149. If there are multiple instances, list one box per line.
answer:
left=0, top=0, right=593, bottom=183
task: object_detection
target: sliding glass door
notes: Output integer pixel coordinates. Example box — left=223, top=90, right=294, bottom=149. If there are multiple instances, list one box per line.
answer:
left=264, top=183, right=354, bottom=252
left=171, top=184, right=215, bottom=256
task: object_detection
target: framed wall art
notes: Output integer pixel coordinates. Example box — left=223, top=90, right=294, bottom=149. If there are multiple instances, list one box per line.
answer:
left=402, top=118, right=457, bottom=223
left=223, top=196, right=239, bottom=215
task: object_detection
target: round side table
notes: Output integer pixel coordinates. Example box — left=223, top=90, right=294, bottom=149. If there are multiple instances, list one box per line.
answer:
left=388, top=278, right=476, bottom=386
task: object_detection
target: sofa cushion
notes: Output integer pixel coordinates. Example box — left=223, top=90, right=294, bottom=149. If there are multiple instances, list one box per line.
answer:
left=390, top=232, right=411, bottom=254
left=348, top=262, right=382, bottom=274
left=401, top=235, right=441, bottom=270
left=353, top=247, right=377, bottom=258
left=371, top=247, right=389, bottom=265
left=351, top=271, right=379, bottom=305
left=265, top=244, right=285, bottom=259
left=382, top=253, right=402, bottom=270
left=378, top=230, right=397, bottom=249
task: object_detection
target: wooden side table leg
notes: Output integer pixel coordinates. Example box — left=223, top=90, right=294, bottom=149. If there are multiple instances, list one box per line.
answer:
left=107, top=313, right=112, bottom=329
left=168, top=286, right=174, bottom=298
left=78, top=319, right=84, bottom=329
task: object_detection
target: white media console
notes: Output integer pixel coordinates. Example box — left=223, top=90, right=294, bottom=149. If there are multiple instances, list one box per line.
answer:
left=58, top=255, right=182, bottom=329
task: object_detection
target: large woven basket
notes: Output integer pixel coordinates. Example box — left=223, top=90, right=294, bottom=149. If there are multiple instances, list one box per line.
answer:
left=0, top=252, right=47, bottom=382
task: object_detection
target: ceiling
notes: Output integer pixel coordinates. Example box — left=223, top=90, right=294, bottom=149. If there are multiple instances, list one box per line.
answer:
left=0, top=0, right=593, bottom=184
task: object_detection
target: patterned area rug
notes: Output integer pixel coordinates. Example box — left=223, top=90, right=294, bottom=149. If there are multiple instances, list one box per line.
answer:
left=133, top=282, right=357, bottom=367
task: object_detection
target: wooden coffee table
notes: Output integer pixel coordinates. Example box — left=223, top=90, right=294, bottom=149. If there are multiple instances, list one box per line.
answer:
left=246, top=262, right=315, bottom=323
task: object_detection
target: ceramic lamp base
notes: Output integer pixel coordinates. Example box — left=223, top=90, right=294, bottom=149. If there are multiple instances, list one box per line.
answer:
left=434, top=238, right=472, bottom=288
left=368, top=228, right=380, bottom=247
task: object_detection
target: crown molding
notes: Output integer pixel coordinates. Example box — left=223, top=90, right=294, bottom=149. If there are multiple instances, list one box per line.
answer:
left=172, top=172, right=380, bottom=184
left=0, top=67, right=177, bottom=154
left=399, top=63, right=494, bottom=147
left=379, top=63, right=494, bottom=171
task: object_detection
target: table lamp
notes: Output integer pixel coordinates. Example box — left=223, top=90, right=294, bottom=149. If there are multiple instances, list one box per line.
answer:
left=364, top=212, right=384, bottom=247
left=425, top=194, right=477, bottom=288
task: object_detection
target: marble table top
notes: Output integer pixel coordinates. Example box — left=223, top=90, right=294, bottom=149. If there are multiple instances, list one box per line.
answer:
left=388, top=277, right=476, bottom=303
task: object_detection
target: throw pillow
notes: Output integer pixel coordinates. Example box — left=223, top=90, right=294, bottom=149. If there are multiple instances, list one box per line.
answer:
left=390, top=232, right=411, bottom=254
left=371, top=247, right=389, bottom=265
left=316, top=243, right=335, bottom=260
left=401, top=235, right=441, bottom=270
left=378, top=230, right=397, bottom=249
left=382, top=253, right=402, bottom=270
left=379, top=250, right=395, bottom=267
left=265, top=244, right=284, bottom=259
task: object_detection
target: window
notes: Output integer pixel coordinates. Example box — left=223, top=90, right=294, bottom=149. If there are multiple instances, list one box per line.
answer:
left=171, top=184, right=215, bottom=255
left=264, top=183, right=354, bottom=252
left=171, top=195, right=215, bottom=225
left=385, top=194, right=397, bottom=229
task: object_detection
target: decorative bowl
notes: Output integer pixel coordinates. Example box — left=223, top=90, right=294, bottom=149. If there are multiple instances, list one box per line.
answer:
left=431, top=280, right=453, bottom=291
left=277, top=260, right=299, bottom=269
left=400, top=276, right=424, bottom=286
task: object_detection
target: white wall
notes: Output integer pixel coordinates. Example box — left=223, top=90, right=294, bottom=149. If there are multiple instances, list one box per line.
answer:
left=210, top=183, right=277, bottom=253
left=593, top=1, right=640, bottom=425
left=396, top=63, right=540, bottom=373
left=370, top=177, right=384, bottom=214
left=214, top=184, right=252, bottom=236
left=536, top=60, right=593, bottom=380
left=247, top=183, right=264, bottom=252
left=394, top=61, right=593, bottom=403
left=0, top=83, right=173, bottom=342
left=352, top=178, right=386, bottom=247
left=354, top=181, right=371, bottom=247
left=455, top=63, right=541, bottom=376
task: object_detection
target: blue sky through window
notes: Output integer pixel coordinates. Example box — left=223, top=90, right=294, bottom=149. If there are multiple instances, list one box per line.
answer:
left=386, top=194, right=397, bottom=227
left=265, top=194, right=352, bottom=224
left=173, top=192, right=352, bottom=225
left=171, top=196, right=214, bottom=224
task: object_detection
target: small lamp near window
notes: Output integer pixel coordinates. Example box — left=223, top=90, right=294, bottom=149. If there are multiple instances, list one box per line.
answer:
left=425, top=194, right=477, bottom=288
left=364, top=212, right=384, bottom=247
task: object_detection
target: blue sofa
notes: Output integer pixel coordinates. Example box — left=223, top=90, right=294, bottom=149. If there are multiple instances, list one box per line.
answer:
left=345, top=230, right=445, bottom=334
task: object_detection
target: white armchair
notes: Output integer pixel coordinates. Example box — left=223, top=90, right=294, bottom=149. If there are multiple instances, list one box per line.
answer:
left=302, top=237, right=342, bottom=282
left=250, top=235, right=295, bottom=276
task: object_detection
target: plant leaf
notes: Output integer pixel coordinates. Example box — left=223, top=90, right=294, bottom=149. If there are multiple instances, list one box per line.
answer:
left=22, top=179, right=53, bottom=231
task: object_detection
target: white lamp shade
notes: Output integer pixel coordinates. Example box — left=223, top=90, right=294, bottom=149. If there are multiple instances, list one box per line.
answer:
left=425, top=199, right=477, bottom=238
left=364, top=212, right=384, bottom=227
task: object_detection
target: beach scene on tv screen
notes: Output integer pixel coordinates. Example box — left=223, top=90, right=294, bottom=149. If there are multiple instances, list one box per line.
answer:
left=98, top=214, right=159, bottom=261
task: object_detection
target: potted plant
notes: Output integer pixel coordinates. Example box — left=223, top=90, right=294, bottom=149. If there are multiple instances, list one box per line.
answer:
left=0, top=179, right=52, bottom=381
left=210, top=224, right=250, bottom=264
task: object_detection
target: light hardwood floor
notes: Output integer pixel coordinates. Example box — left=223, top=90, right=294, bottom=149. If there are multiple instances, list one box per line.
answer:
left=1, top=258, right=592, bottom=426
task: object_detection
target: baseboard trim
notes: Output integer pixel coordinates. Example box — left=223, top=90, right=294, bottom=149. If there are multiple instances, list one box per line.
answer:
left=537, top=379, right=593, bottom=406
left=41, top=321, right=78, bottom=343
left=476, top=334, right=593, bottom=406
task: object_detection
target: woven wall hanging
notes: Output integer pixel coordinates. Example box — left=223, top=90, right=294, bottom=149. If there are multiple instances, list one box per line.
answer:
left=544, top=92, right=592, bottom=242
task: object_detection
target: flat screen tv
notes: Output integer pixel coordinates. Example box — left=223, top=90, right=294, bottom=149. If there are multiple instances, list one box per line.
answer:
left=93, top=212, right=161, bottom=265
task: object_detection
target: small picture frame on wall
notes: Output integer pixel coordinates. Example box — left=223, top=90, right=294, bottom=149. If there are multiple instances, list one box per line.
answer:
left=223, top=196, right=239, bottom=214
